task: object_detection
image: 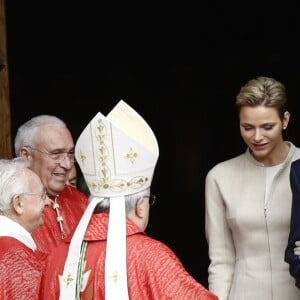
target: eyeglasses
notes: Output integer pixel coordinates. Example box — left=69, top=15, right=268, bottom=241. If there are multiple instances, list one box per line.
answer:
left=26, top=146, right=75, bottom=163
left=19, top=190, right=48, bottom=201
left=145, top=194, right=156, bottom=206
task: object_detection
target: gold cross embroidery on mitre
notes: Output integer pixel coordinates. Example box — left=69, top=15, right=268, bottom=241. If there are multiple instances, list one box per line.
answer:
left=125, top=147, right=138, bottom=163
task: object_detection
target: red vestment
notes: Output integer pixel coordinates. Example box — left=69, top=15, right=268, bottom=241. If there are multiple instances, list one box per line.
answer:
left=32, top=185, right=88, bottom=256
left=0, top=236, right=46, bottom=300
left=42, top=213, right=218, bottom=300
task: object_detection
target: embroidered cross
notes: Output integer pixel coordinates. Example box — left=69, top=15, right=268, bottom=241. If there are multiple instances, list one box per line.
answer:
left=125, top=147, right=138, bottom=163
left=109, top=271, right=121, bottom=283
left=79, top=151, right=86, bottom=164
left=64, top=273, right=74, bottom=286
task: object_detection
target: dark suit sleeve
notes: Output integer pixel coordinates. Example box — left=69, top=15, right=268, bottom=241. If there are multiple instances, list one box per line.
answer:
left=285, top=159, right=300, bottom=287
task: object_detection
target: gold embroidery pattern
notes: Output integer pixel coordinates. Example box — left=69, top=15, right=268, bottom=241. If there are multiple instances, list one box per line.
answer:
left=108, top=271, right=122, bottom=283
left=125, top=147, right=138, bottom=163
left=79, top=151, right=86, bottom=164
left=78, top=118, right=148, bottom=193
left=64, top=273, right=74, bottom=286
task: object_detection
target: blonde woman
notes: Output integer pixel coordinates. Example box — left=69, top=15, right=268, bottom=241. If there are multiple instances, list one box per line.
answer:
left=205, top=76, right=300, bottom=299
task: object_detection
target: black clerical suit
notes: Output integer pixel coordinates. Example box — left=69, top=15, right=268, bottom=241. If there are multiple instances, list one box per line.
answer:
left=285, top=158, right=300, bottom=288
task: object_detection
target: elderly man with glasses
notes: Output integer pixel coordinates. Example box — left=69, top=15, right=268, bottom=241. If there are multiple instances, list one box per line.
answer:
left=14, top=115, right=88, bottom=256
left=0, top=157, right=51, bottom=299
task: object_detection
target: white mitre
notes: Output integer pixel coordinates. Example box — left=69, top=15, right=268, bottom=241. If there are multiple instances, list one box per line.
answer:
left=59, top=100, right=159, bottom=300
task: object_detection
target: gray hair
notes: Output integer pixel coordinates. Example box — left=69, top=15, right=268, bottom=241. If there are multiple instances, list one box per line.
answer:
left=14, top=115, right=67, bottom=156
left=94, top=188, right=151, bottom=214
left=0, top=157, right=30, bottom=212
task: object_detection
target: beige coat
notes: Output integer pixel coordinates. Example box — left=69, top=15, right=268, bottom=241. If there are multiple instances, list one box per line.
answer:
left=205, top=142, right=300, bottom=300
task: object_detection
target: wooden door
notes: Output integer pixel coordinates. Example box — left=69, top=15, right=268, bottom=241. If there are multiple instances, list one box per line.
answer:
left=0, top=0, right=12, bottom=159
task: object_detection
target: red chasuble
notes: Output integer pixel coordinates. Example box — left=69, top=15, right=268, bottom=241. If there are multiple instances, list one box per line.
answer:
left=0, top=236, right=45, bottom=300
left=41, top=214, right=218, bottom=300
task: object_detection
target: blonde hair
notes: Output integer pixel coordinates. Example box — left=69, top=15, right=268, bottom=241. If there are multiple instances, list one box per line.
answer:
left=236, top=76, right=287, bottom=119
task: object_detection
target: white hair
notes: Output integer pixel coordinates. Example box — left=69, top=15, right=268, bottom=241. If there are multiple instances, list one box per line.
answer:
left=0, top=157, right=30, bottom=212
left=94, top=188, right=150, bottom=214
left=14, top=115, right=67, bottom=155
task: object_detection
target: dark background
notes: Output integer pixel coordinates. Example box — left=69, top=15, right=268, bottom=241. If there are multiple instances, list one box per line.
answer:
left=5, top=2, right=300, bottom=286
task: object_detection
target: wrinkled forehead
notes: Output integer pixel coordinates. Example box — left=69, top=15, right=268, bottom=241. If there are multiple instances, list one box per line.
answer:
left=35, top=126, right=74, bottom=149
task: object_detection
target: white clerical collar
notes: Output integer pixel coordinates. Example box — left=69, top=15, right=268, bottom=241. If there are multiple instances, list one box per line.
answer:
left=0, top=215, right=37, bottom=251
